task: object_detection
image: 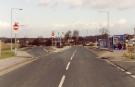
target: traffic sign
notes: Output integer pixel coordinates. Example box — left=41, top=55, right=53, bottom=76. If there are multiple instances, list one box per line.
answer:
left=52, top=31, right=55, bottom=38
left=13, top=22, right=19, bottom=31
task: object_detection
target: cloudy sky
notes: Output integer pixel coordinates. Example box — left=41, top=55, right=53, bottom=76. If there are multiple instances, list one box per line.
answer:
left=0, top=0, right=135, bottom=37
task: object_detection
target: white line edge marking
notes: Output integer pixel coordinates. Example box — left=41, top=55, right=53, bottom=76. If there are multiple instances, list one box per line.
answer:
left=126, top=72, right=132, bottom=75
left=100, top=52, right=135, bottom=79
left=131, top=75, right=135, bottom=78
left=117, top=67, right=125, bottom=72
left=66, top=62, right=71, bottom=70
left=58, top=75, right=66, bottom=87
left=105, top=60, right=126, bottom=72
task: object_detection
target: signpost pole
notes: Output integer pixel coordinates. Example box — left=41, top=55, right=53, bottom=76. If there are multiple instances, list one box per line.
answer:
left=51, top=31, right=55, bottom=46
left=0, top=40, right=1, bottom=57
left=15, top=33, right=17, bottom=55
left=13, top=22, right=19, bottom=56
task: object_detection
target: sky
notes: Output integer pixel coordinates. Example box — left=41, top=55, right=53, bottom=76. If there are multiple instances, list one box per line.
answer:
left=0, top=0, right=135, bottom=38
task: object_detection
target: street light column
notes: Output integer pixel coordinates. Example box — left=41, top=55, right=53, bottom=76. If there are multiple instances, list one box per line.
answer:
left=107, top=11, right=110, bottom=34
left=11, top=8, right=13, bottom=51
left=10, top=8, right=23, bottom=52
left=99, top=11, right=110, bottom=48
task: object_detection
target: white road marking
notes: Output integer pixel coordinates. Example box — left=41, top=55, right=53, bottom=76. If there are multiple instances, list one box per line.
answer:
left=58, top=49, right=77, bottom=87
left=70, top=54, right=74, bottom=60
left=105, top=60, right=126, bottom=72
left=70, top=50, right=77, bottom=60
left=116, top=67, right=125, bottom=72
left=66, top=62, right=71, bottom=70
left=70, top=56, right=73, bottom=60
left=126, top=72, right=132, bottom=75
left=58, top=75, right=66, bottom=87
left=131, top=75, right=135, bottom=78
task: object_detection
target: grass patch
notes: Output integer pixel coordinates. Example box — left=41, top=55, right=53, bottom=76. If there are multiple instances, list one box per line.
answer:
left=0, top=50, right=15, bottom=59
left=0, top=42, right=18, bottom=59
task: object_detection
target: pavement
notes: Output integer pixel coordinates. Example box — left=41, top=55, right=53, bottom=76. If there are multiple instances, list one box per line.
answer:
left=0, top=46, right=135, bottom=87
left=0, top=46, right=71, bottom=76
left=0, top=49, right=35, bottom=76
left=87, top=46, right=135, bottom=79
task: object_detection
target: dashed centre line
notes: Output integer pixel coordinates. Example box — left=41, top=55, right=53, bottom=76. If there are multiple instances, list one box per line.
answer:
left=58, top=75, right=66, bottom=87
left=66, top=62, right=71, bottom=71
left=126, top=72, right=132, bottom=75
left=58, top=49, right=77, bottom=87
left=131, top=75, right=135, bottom=78
left=70, top=56, right=73, bottom=60
left=70, top=50, right=77, bottom=61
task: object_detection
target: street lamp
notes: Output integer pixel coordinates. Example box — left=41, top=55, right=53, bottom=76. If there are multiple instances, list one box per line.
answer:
left=11, top=8, right=23, bottom=52
left=99, top=11, right=110, bottom=48
left=99, top=11, right=110, bottom=33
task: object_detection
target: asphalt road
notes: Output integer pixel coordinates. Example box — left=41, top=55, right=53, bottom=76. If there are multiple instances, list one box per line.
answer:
left=0, top=46, right=135, bottom=87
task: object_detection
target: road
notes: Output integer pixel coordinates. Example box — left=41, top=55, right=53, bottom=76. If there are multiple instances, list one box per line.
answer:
left=0, top=46, right=135, bottom=87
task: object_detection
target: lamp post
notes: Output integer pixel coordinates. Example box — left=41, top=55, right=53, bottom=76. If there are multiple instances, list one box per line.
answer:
left=11, top=8, right=23, bottom=52
left=99, top=11, right=110, bottom=48
left=99, top=11, right=110, bottom=34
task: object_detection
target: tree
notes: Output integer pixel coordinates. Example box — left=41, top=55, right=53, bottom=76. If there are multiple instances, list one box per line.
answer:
left=73, top=30, right=79, bottom=45
left=45, top=39, right=52, bottom=46
left=99, top=27, right=109, bottom=39
left=99, top=27, right=109, bottom=35
left=64, top=30, right=72, bottom=44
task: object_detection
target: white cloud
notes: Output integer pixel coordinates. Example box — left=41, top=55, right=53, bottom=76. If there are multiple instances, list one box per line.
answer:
left=46, top=19, right=130, bottom=35
left=0, top=21, right=10, bottom=29
left=117, top=19, right=128, bottom=25
left=38, top=0, right=135, bottom=10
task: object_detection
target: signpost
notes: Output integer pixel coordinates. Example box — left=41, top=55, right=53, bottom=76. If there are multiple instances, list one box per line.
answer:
left=13, top=22, right=19, bottom=55
left=0, top=40, right=1, bottom=57
left=51, top=31, right=55, bottom=46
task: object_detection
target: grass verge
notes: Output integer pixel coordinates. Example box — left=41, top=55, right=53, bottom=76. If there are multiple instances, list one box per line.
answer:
left=0, top=50, right=15, bottom=59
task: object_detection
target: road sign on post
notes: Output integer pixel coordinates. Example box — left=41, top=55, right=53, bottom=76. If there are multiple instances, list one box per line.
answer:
left=52, top=31, right=55, bottom=38
left=13, top=22, right=19, bottom=31
left=51, top=31, right=55, bottom=46
left=13, top=22, right=19, bottom=55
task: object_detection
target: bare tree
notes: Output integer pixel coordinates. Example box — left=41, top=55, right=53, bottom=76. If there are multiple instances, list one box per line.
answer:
left=64, top=30, right=72, bottom=41
left=99, top=27, right=109, bottom=39
left=99, top=27, right=109, bottom=35
left=64, top=30, right=72, bottom=45
left=73, top=30, right=79, bottom=45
